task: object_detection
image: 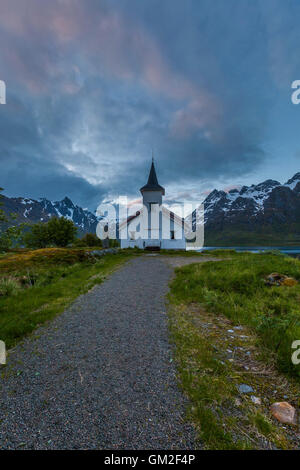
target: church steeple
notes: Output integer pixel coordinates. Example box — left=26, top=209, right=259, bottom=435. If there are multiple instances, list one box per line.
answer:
left=140, top=160, right=165, bottom=195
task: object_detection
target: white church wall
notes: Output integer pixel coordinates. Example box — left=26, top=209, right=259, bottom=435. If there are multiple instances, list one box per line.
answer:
left=120, top=210, right=186, bottom=250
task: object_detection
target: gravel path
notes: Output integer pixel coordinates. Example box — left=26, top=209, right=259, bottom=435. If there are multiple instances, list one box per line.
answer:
left=0, top=256, right=205, bottom=450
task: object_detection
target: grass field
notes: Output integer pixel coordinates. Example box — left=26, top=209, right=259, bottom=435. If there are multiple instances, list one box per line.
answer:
left=168, top=250, right=300, bottom=449
left=170, top=251, right=300, bottom=378
left=1, top=247, right=299, bottom=448
left=0, top=248, right=133, bottom=348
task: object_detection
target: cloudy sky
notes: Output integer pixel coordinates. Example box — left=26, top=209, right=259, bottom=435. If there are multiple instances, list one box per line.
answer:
left=0, top=0, right=300, bottom=210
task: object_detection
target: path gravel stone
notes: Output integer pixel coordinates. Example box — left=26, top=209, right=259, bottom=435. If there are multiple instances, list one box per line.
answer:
left=0, top=256, right=206, bottom=450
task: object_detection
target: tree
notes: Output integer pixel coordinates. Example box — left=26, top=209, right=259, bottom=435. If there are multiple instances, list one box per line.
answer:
left=74, top=232, right=102, bottom=247
left=108, top=238, right=119, bottom=248
left=0, top=188, right=27, bottom=251
left=0, top=187, right=6, bottom=223
left=0, top=188, right=8, bottom=251
left=23, top=222, right=50, bottom=248
left=47, top=217, right=77, bottom=247
left=24, top=217, right=77, bottom=249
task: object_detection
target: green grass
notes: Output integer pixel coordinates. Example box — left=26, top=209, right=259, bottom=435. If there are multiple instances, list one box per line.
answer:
left=251, top=412, right=274, bottom=437
left=168, top=306, right=244, bottom=449
left=0, top=277, right=21, bottom=296
left=0, top=249, right=133, bottom=349
left=170, top=252, right=300, bottom=379
left=168, top=250, right=300, bottom=449
left=168, top=304, right=292, bottom=449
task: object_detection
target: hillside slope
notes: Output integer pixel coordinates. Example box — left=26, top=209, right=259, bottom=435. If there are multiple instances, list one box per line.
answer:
left=1, top=195, right=99, bottom=235
left=191, top=172, right=300, bottom=245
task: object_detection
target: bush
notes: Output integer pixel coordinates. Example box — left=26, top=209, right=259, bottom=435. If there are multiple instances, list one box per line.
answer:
left=24, top=217, right=77, bottom=248
left=108, top=238, right=120, bottom=248
left=0, top=187, right=6, bottom=223
left=24, top=222, right=50, bottom=248
left=0, top=277, right=20, bottom=296
left=0, top=188, right=27, bottom=252
left=0, top=248, right=97, bottom=272
left=74, top=233, right=102, bottom=248
left=47, top=217, right=77, bottom=247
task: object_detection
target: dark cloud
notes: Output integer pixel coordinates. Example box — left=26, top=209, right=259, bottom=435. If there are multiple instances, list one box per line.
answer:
left=0, top=0, right=300, bottom=208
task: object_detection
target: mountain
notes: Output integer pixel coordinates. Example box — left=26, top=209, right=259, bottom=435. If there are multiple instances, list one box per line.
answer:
left=195, top=172, right=300, bottom=245
left=2, top=171, right=300, bottom=245
left=1, top=195, right=99, bottom=235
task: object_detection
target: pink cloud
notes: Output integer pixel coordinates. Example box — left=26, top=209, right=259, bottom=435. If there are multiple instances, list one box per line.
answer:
left=202, top=189, right=214, bottom=196
left=170, top=96, right=222, bottom=139
left=0, top=0, right=220, bottom=138
left=223, top=185, right=242, bottom=193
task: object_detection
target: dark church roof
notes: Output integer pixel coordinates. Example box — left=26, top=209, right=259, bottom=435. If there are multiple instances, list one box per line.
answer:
left=140, top=161, right=165, bottom=195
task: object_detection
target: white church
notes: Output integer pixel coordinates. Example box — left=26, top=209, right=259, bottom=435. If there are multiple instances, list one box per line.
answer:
left=120, top=160, right=187, bottom=250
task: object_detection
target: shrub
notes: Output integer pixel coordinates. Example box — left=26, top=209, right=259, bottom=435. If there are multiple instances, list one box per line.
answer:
left=0, top=188, right=27, bottom=252
left=74, top=233, right=102, bottom=247
left=47, top=217, right=77, bottom=247
left=24, top=222, right=50, bottom=248
left=24, top=217, right=77, bottom=248
left=0, top=187, right=6, bottom=223
left=0, top=277, right=20, bottom=296
left=108, top=238, right=120, bottom=248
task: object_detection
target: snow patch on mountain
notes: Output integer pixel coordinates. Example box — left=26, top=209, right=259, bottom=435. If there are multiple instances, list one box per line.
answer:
left=186, top=172, right=300, bottom=226
left=2, top=195, right=101, bottom=234
left=284, top=172, right=300, bottom=190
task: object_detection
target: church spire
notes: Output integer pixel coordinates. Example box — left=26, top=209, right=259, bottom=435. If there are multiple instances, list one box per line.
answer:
left=140, top=159, right=165, bottom=195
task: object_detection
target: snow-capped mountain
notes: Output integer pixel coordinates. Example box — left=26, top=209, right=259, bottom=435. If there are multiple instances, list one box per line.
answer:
left=1, top=195, right=99, bottom=234
left=188, top=172, right=300, bottom=245
left=204, top=179, right=281, bottom=218
left=2, top=171, right=300, bottom=244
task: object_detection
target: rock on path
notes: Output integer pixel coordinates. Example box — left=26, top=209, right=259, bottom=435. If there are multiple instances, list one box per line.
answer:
left=0, top=256, right=205, bottom=450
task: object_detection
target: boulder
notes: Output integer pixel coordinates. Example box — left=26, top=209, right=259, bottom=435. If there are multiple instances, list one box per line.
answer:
left=281, top=277, right=298, bottom=287
left=238, top=384, right=254, bottom=394
left=270, top=402, right=297, bottom=425
left=251, top=396, right=262, bottom=405
left=264, top=273, right=298, bottom=287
